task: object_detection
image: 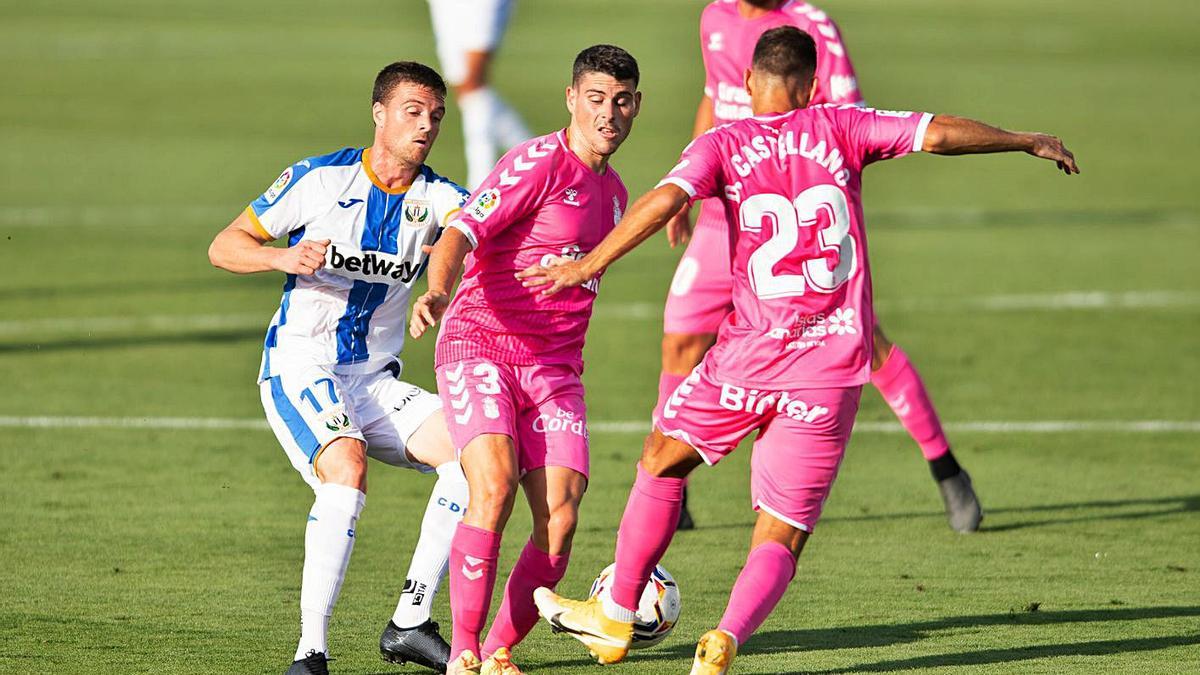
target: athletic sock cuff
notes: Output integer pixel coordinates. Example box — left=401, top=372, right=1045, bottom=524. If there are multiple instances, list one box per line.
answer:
left=315, top=483, right=366, bottom=517
left=634, top=463, right=686, bottom=501
left=456, top=523, right=502, bottom=557
left=435, top=460, right=468, bottom=482
left=749, top=541, right=797, bottom=581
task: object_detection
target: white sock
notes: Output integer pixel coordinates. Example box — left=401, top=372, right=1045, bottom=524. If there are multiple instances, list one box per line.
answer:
left=600, top=586, right=639, bottom=623
left=458, top=88, right=499, bottom=190
left=490, top=91, right=532, bottom=149
left=392, top=461, right=469, bottom=628
left=295, top=483, right=366, bottom=660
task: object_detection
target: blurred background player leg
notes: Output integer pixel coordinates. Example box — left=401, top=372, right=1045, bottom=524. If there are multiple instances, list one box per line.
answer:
left=870, top=325, right=982, bottom=532
left=427, top=0, right=531, bottom=189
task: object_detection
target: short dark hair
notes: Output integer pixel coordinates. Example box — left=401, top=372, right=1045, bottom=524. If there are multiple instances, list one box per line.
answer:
left=751, top=26, right=817, bottom=82
left=373, top=61, right=447, bottom=104
left=572, top=44, right=640, bottom=87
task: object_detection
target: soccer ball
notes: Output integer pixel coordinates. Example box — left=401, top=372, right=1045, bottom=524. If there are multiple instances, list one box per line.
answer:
left=588, top=563, right=681, bottom=649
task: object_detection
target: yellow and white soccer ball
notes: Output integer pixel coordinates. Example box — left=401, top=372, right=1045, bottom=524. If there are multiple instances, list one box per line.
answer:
left=588, top=563, right=681, bottom=649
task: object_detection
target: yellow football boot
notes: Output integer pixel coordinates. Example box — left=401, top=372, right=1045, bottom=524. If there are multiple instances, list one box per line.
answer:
left=689, top=629, right=738, bottom=675
left=480, top=647, right=523, bottom=675
left=447, top=649, right=482, bottom=675
left=533, top=587, right=633, bottom=665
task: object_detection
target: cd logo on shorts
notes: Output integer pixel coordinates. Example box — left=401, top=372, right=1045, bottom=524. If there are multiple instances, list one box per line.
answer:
left=468, top=189, right=501, bottom=222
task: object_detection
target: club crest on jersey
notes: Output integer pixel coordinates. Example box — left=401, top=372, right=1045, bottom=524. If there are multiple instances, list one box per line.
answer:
left=707, top=32, right=723, bottom=52
left=264, top=167, right=293, bottom=204
left=613, top=196, right=623, bottom=224
left=468, top=189, right=500, bottom=221
left=403, top=200, right=431, bottom=226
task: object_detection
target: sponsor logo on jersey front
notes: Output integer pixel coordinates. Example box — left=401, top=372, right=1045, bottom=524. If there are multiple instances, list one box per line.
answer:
left=467, top=189, right=501, bottom=221
left=264, top=167, right=293, bottom=203
left=325, top=244, right=422, bottom=284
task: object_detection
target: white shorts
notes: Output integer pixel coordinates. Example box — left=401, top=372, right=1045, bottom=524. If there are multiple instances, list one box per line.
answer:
left=427, top=0, right=515, bottom=85
left=260, top=363, right=443, bottom=490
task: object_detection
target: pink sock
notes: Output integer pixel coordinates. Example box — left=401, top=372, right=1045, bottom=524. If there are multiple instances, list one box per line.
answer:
left=871, top=345, right=951, bottom=461
left=717, top=541, right=797, bottom=645
left=611, top=464, right=685, bottom=612
left=449, top=524, right=502, bottom=660
left=653, top=371, right=688, bottom=423
left=481, top=539, right=570, bottom=657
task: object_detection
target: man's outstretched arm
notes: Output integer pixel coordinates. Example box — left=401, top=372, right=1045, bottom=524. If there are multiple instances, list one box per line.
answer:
left=922, top=115, right=1079, bottom=175
left=409, top=226, right=472, bottom=338
left=517, top=184, right=690, bottom=296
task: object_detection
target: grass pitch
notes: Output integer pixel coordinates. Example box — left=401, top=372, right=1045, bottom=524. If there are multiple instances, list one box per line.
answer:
left=2, top=1, right=1198, bottom=673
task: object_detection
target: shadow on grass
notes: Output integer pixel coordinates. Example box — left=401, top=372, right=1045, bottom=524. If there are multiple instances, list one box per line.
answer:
left=535, top=605, right=1200, bottom=672
left=825, top=494, right=1200, bottom=533
left=0, top=328, right=264, bottom=354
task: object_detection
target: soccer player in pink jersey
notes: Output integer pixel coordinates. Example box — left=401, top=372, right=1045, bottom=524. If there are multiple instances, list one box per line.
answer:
left=665, top=0, right=983, bottom=534
left=526, top=27, right=1076, bottom=674
left=407, top=45, right=641, bottom=675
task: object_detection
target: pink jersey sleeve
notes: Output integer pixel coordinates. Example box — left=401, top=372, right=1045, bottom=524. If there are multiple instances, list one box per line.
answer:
left=833, top=106, right=933, bottom=168
left=656, top=131, right=726, bottom=202
left=451, top=137, right=556, bottom=248
left=699, top=3, right=720, bottom=103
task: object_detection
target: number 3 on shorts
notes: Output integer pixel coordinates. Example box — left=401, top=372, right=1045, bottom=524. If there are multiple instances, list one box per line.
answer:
left=743, top=185, right=855, bottom=299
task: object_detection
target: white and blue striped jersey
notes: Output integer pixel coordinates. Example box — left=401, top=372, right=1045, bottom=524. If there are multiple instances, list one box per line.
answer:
left=247, top=147, right=469, bottom=383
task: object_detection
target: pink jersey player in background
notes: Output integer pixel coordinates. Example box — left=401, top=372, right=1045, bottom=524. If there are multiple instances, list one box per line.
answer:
left=663, top=0, right=984, bottom=534
left=526, top=27, right=1077, bottom=675
left=408, top=45, right=641, bottom=675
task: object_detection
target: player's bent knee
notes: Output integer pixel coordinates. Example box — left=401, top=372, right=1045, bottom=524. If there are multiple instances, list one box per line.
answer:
left=468, top=474, right=519, bottom=524
left=640, top=431, right=703, bottom=478
left=314, top=437, right=368, bottom=490
left=661, top=332, right=716, bottom=374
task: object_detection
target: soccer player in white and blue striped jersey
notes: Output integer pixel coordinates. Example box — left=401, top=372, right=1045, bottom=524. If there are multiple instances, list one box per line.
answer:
left=209, top=62, right=470, bottom=675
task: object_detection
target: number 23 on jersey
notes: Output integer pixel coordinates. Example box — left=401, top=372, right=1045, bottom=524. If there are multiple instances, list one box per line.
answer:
left=741, top=184, right=855, bottom=300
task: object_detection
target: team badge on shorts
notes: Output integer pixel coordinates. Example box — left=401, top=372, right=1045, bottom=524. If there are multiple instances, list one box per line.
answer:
left=319, top=408, right=352, bottom=433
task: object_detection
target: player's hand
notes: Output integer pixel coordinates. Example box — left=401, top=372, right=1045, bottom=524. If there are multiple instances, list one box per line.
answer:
left=1026, top=134, right=1080, bottom=175
left=665, top=208, right=693, bottom=248
left=409, top=290, right=449, bottom=339
left=516, top=258, right=592, bottom=297
left=273, top=239, right=330, bottom=275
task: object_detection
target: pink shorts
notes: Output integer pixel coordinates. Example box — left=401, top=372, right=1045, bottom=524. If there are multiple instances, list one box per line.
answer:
left=663, top=199, right=734, bottom=335
left=655, top=357, right=862, bottom=533
left=435, top=357, right=590, bottom=478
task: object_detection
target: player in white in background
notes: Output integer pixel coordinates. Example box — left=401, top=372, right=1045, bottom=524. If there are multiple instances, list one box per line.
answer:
left=426, top=0, right=532, bottom=188
left=208, top=62, right=471, bottom=675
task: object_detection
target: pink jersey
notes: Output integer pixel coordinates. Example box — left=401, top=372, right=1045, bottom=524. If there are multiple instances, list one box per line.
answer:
left=437, top=130, right=628, bottom=373
left=659, top=104, right=932, bottom=388
left=701, top=0, right=864, bottom=125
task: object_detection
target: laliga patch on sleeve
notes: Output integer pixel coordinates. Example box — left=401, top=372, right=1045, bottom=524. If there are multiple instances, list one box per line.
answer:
left=264, top=167, right=294, bottom=204
left=467, top=188, right=501, bottom=222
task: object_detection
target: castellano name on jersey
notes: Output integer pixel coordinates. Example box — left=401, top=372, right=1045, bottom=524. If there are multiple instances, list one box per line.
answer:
left=248, top=147, right=469, bottom=382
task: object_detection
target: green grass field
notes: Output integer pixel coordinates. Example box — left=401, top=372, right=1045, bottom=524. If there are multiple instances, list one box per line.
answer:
left=2, top=0, right=1199, bottom=672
